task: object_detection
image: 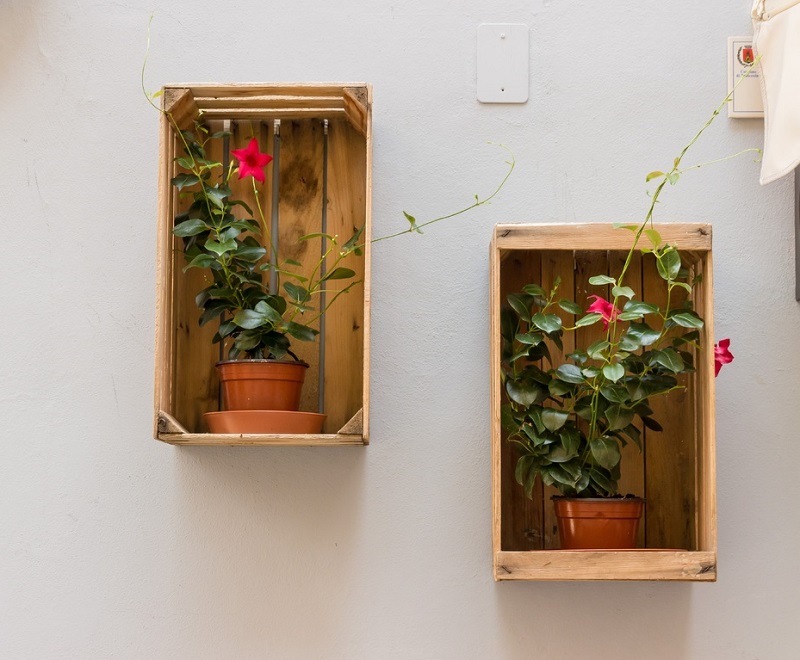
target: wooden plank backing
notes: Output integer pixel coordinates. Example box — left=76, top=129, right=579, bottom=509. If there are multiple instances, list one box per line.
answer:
left=540, top=250, right=575, bottom=548
left=324, top=118, right=367, bottom=433
left=642, top=254, right=696, bottom=550
left=495, top=550, right=716, bottom=581
left=498, top=251, right=545, bottom=550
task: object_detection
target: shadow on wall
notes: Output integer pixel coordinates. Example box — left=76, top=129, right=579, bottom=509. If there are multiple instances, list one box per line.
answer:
left=169, top=446, right=366, bottom=651
left=0, top=3, right=40, bottom=84
left=493, top=580, right=694, bottom=659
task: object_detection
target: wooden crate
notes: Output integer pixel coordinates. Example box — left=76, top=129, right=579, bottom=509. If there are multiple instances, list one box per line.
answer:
left=490, top=224, right=716, bottom=580
left=154, top=84, right=372, bottom=446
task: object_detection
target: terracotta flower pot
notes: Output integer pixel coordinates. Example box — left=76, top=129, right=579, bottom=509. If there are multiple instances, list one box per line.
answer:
left=216, top=359, right=308, bottom=411
left=553, top=497, right=644, bottom=550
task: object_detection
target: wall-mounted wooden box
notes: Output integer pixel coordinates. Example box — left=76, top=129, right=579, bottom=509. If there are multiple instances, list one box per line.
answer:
left=490, top=224, right=716, bottom=580
left=154, top=83, right=371, bottom=446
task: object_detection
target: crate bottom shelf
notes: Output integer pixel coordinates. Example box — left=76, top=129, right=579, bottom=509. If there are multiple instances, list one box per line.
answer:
left=157, top=432, right=367, bottom=446
left=494, top=550, right=716, bottom=582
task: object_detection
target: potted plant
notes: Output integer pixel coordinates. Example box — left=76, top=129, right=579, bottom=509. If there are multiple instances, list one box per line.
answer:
left=158, top=110, right=514, bottom=434
left=500, top=98, right=741, bottom=549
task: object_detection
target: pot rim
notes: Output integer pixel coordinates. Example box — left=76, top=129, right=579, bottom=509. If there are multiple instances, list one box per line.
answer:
left=216, top=359, right=309, bottom=368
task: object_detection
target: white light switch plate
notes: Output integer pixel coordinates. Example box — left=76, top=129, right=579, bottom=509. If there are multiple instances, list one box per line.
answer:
left=728, top=36, right=763, bottom=118
left=477, top=23, right=529, bottom=103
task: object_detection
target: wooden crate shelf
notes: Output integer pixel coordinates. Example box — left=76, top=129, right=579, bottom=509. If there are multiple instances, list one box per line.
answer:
left=154, top=84, right=372, bottom=447
left=490, top=223, right=716, bottom=581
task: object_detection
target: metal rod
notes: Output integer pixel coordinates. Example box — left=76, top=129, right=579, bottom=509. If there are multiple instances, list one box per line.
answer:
left=270, top=119, right=281, bottom=295
left=318, top=119, right=329, bottom=413
left=220, top=120, right=231, bottom=366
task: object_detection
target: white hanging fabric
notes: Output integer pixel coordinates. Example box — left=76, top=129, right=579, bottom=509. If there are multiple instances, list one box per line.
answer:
left=752, top=0, right=800, bottom=184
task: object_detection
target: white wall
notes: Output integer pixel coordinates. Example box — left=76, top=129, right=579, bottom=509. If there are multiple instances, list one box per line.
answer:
left=2, top=0, right=798, bottom=657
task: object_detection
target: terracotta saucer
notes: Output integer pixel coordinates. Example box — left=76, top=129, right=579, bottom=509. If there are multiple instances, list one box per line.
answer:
left=204, top=410, right=326, bottom=434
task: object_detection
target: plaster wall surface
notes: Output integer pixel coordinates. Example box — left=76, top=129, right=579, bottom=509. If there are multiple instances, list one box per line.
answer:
left=1, top=1, right=798, bottom=658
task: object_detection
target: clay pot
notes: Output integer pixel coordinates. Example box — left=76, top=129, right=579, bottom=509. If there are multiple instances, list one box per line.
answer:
left=553, top=497, right=644, bottom=550
left=216, top=360, right=308, bottom=411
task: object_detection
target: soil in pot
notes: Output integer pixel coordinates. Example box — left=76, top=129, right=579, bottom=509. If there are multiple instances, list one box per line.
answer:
left=216, top=359, right=308, bottom=411
left=553, top=497, right=644, bottom=550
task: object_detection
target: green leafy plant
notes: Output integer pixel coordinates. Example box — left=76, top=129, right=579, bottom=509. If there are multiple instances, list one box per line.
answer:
left=500, top=92, right=750, bottom=499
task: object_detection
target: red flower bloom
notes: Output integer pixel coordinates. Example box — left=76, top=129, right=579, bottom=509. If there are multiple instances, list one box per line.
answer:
left=587, top=295, right=620, bottom=330
left=231, top=138, right=273, bottom=182
left=714, top=338, right=733, bottom=376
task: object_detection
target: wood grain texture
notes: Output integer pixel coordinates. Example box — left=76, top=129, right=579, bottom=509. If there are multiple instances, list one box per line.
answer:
left=540, top=250, right=576, bottom=548
left=494, top=224, right=712, bottom=251
left=494, top=550, right=716, bottom=581
left=498, top=251, right=544, bottom=550
left=154, top=84, right=371, bottom=445
left=158, top=433, right=367, bottom=446
left=609, top=250, right=646, bottom=547
left=642, top=254, right=696, bottom=550
left=489, top=223, right=715, bottom=580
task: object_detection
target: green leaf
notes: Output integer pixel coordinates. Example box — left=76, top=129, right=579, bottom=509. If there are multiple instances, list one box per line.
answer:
left=182, top=253, right=216, bottom=271
left=558, top=299, right=582, bottom=315
left=600, top=385, right=629, bottom=404
left=505, top=379, right=542, bottom=407
left=507, top=294, right=531, bottom=323
left=623, top=300, right=659, bottom=315
left=205, top=186, right=229, bottom=210
left=670, top=312, right=704, bottom=329
left=171, top=173, right=200, bottom=190
left=605, top=405, right=634, bottom=431
left=603, top=363, right=625, bottom=383
left=626, top=322, right=661, bottom=346
left=618, top=311, right=643, bottom=321
left=285, top=322, right=318, bottom=342
left=586, top=339, right=610, bottom=360
left=645, top=171, right=664, bottom=182
left=205, top=238, right=237, bottom=255
left=590, top=437, right=621, bottom=470
left=575, top=312, right=602, bottom=327
left=285, top=259, right=302, bottom=267
left=522, top=284, right=546, bottom=297
left=644, top=229, right=662, bottom=248
left=232, top=309, right=268, bottom=330
left=651, top=348, right=684, bottom=373
left=254, top=300, right=285, bottom=324
left=556, top=364, right=584, bottom=384
left=589, top=275, right=616, bottom=286
left=613, top=223, right=638, bottom=231
left=548, top=380, right=573, bottom=396
left=642, top=416, right=663, bottom=432
left=531, top=313, right=562, bottom=334
left=611, top=285, right=635, bottom=299
left=172, top=218, right=211, bottom=238
left=515, top=332, right=543, bottom=346
left=283, top=282, right=309, bottom=303
left=656, top=249, right=681, bottom=281
left=234, top=245, right=267, bottom=262
left=666, top=171, right=680, bottom=185
left=403, top=211, right=422, bottom=233
left=299, top=232, right=336, bottom=242
left=322, top=267, right=356, bottom=282
left=541, top=409, right=568, bottom=432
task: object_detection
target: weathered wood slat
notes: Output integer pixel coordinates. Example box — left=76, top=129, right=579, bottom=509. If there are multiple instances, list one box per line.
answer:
left=494, top=550, right=716, bottom=581
left=495, top=223, right=712, bottom=251
left=158, top=433, right=367, bottom=446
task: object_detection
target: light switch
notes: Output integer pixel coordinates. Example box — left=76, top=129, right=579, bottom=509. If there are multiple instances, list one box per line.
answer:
left=477, top=23, right=529, bottom=104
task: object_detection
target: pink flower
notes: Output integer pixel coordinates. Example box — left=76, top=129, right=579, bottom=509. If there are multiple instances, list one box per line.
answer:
left=587, top=295, right=621, bottom=330
left=231, top=138, right=273, bottom=182
left=714, top=338, right=733, bottom=377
